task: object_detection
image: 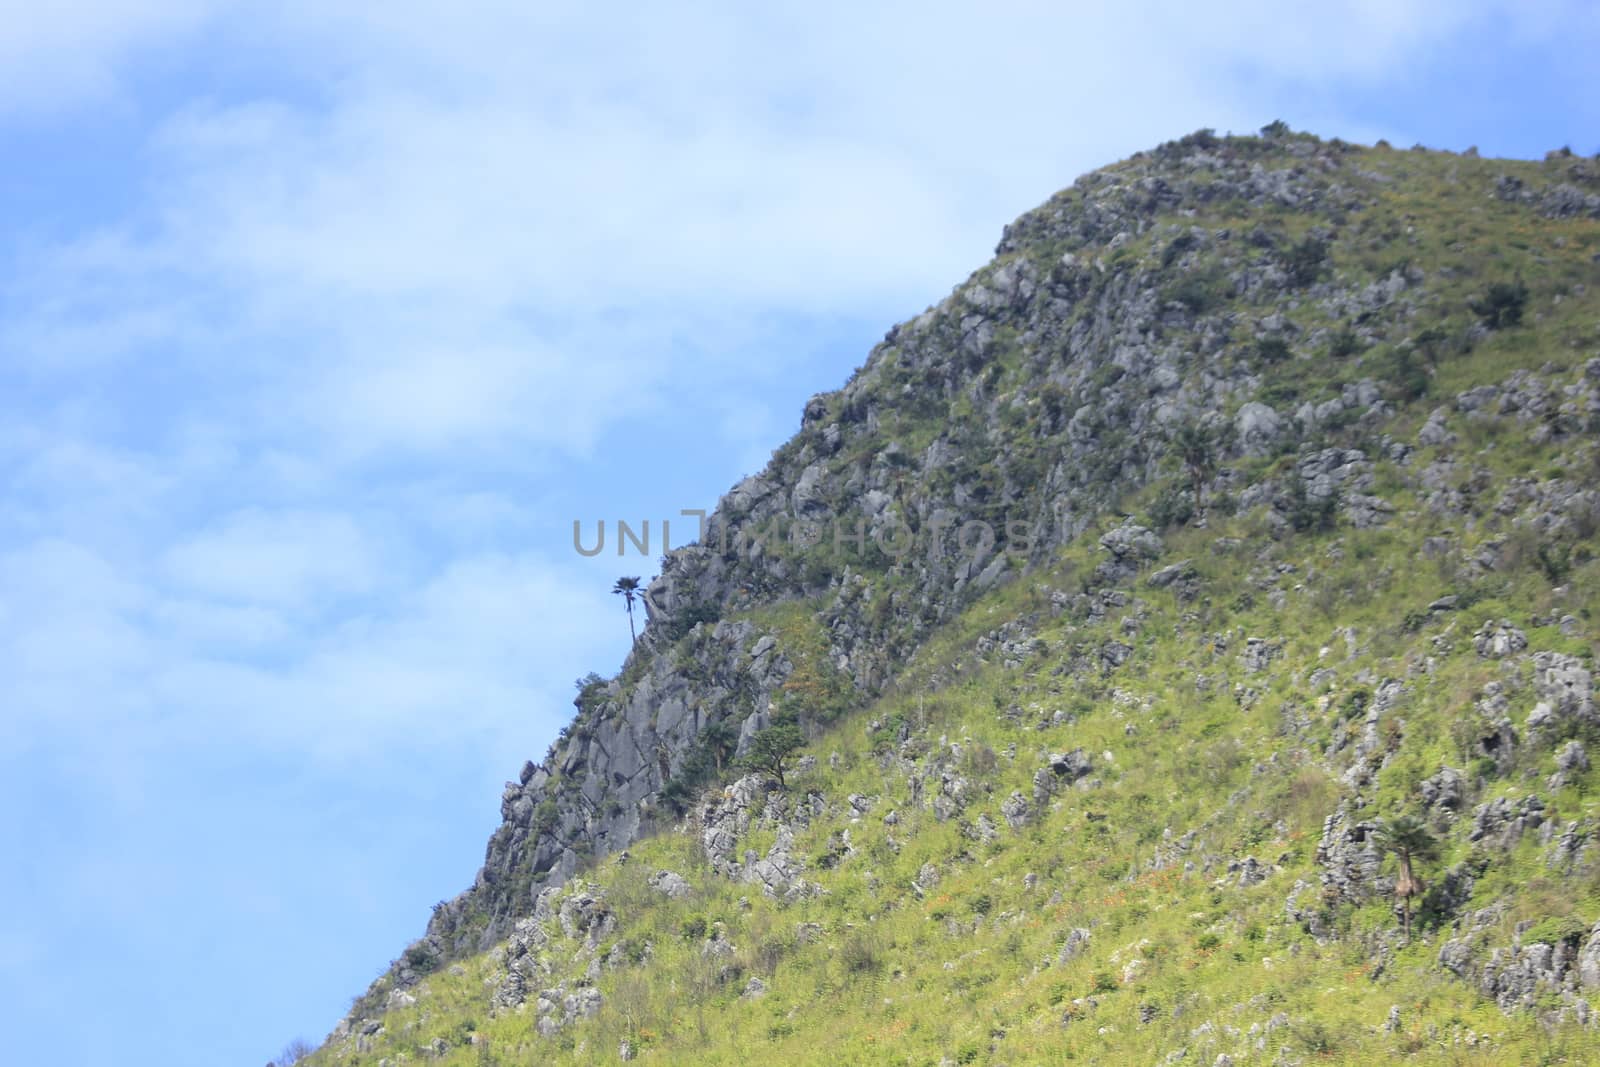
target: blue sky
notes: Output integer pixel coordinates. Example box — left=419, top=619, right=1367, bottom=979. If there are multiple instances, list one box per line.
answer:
left=0, top=3, right=1594, bottom=1063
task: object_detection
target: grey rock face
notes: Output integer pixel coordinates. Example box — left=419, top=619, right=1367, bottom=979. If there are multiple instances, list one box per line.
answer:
left=1235, top=402, right=1283, bottom=456
left=696, top=775, right=820, bottom=900
left=1284, top=879, right=1329, bottom=940
left=1051, top=748, right=1094, bottom=781
left=1420, top=767, right=1467, bottom=817
left=917, top=743, right=978, bottom=822
left=1288, top=447, right=1392, bottom=528
left=1231, top=856, right=1269, bottom=887
left=1150, top=828, right=1197, bottom=874
left=1480, top=940, right=1576, bottom=1011
left=702, top=925, right=736, bottom=961
left=1240, top=638, right=1280, bottom=674
left=1001, top=791, right=1031, bottom=830
left=1468, top=687, right=1520, bottom=772
left=1418, top=408, right=1456, bottom=446
left=1148, top=560, right=1196, bottom=589
left=1558, top=741, right=1591, bottom=773
left=1428, top=862, right=1479, bottom=925
left=1034, top=749, right=1093, bottom=802
left=1473, top=619, right=1529, bottom=658
left=1551, top=742, right=1591, bottom=791
left=419, top=611, right=816, bottom=965
left=745, top=825, right=807, bottom=897
left=647, top=870, right=692, bottom=899
left=1315, top=808, right=1380, bottom=904
left=1338, top=679, right=1405, bottom=788
left=1528, top=653, right=1597, bottom=741
left=1099, top=522, right=1164, bottom=562
left=1296, top=447, right=1371, bottom=494
left=531, top=982, right=604, bottom=1036
left=1439, top=938, right=1475, bottom=978
left=1578, top=922, right=1600, bottom=990
left=557, top=886, right=615, bottom=944
left=1468, top=795, right=1546, bottom=848
left=1493, top=172, right=1600, bottom=219
left=493, top=916, right=551, bottom=1009
left=700, top=775, right=766, bottom=876
left=1101, top=640, right=1134, bottom=668
left=1548, top=821, right=1589, bottom=871
left=1059, top=927, right=1091, bottom=964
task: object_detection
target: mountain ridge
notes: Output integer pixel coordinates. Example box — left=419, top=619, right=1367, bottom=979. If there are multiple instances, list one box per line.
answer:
left=307, top=127, right=1600, bottom=1065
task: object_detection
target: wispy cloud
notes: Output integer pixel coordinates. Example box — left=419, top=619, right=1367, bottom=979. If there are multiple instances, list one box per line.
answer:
left=0, top=0, right=225, bottom=114
left=163, top=508, right=396, bottom=607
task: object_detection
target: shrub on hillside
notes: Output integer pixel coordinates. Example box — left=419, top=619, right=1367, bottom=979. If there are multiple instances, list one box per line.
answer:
left=1148, top=485, right=1196, bottom=530
left=1284, top=236, right=1329, bottom=287
left=1470, top=280, right=1529, bottom=329
left=1284, top=475, right=1340, bottom=533
left=1256, top=336, right=1292, bottom=363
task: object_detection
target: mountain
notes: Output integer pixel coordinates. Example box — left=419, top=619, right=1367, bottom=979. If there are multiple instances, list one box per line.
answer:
left=298, top=127, right=1600, bottom=1065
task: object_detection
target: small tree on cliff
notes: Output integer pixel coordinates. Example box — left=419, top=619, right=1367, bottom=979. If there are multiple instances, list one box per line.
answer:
left=1375, top=813, right=1438, bottom=943
left=702, top=718, right=738, bottom=774
left=613, top=576, right=642, bottom=645
left=270, top=1038, right=314, bottom=1067
left=743, top=720, right=805, bottom=789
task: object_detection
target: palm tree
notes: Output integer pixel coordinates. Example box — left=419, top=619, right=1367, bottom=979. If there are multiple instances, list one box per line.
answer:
left=613, top=576, right=642, bottom=645
left=1167, top=417, right=1227, bottom=507
left=1375, top=814, right=1438, bottom=943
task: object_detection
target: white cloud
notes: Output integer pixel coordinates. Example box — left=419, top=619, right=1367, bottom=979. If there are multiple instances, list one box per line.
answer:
left=0, top=0, right=225, bottom=114
left=2, top=525, right=615, bottom=762
left=163, top=508, right=395, bottom=608
left=145, top=548, right=617, bottom=758
left=149, top=596, right=290, bottom=649
left=302, top=334, right=656, bottom=459
left=0, top=539, right=151, bottom=679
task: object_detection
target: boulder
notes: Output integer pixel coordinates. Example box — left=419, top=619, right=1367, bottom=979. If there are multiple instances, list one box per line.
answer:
left=647, top=870, right=692, bottom=899
left=1235, top=402, right=1283, bottom=456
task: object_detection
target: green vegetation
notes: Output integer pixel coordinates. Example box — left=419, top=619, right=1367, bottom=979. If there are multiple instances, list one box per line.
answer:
left=312, top=395, right=1600, bottom=1063
left=1283, top=235, right=1329, bottom=287
left=741, top=719, right=804, bottom=788
left=1470, top=280, right=1530, bottom=330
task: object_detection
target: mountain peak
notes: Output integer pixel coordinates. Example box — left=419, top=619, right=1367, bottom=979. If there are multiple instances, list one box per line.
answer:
left=308, top=129, right=1600, bottom=1064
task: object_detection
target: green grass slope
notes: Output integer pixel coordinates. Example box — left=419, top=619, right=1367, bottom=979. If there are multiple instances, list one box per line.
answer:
left=305, top=134, right=1600, bottom=1066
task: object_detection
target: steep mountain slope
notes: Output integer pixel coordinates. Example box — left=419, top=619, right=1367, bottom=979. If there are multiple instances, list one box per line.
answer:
left=306, top=128, right=1600, bottom=1065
